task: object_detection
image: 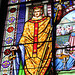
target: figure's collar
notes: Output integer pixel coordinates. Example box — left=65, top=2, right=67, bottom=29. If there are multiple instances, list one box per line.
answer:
left=29, top=16, right=47, bottom=23
left=32, top=16, right=42, bottom=20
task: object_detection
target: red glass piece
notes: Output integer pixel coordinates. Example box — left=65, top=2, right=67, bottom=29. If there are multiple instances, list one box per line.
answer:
left=4, top=49, right=10, bottom=55
left=7, top=27, right=14, bottom=33
left=10, top=8, right=16, bottom=13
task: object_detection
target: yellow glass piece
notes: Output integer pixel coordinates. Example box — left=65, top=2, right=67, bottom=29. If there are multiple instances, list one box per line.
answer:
left=33, top=54, right=36, bottom=57
left=35, top=35, right=37, bottom=37
left=35, top=28, right=37, bottom=29
left=34, top=49, right=36, bottom=52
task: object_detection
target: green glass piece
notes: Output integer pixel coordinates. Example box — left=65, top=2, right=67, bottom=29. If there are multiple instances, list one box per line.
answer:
left=58, top=70, right=75, bottom=75
left=18, top=61, right=25, bottom=75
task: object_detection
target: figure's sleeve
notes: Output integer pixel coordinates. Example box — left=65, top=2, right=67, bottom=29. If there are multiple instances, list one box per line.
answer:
left=19, top=22, right=28, bottom=44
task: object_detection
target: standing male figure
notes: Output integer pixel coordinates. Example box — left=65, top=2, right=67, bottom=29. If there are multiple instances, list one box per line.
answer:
left=11, top=6, right=52, bottom=75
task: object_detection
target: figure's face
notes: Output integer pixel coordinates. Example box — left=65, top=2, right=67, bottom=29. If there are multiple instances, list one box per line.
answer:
left=34, top=8, right=41, bottom=18
left=57, top=4, right=62, bottom=10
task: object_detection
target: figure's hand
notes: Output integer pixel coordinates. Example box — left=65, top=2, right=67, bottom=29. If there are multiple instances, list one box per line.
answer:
left=10, top=46, right=17, bottom=51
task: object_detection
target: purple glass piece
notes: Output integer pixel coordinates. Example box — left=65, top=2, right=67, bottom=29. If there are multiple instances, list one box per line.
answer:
left=18, top=19, right=25, bottom=23
left=2, top=61, right=10, bottom=68
left=20, top=0, right=25, bottom=2
left=17, top=23, right=24, bottom=33
left=11, top=0, right=18, bottom=3
left=9, top=17, right=15, bottom=23
left=6, top=37, right=13, bottom=44
left=16, top=34, right=22, bottom=44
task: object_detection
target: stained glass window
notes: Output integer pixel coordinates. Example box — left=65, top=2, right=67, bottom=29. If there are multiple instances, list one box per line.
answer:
left=55, top=0, right=75, bottom=74
left=0, top=0, right=53, bottom=75
left=0, top=0, right=75, bottom=75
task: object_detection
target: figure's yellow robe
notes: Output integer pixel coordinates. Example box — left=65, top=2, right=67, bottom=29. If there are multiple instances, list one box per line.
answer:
left=19, top=17, right=52, bottom=75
